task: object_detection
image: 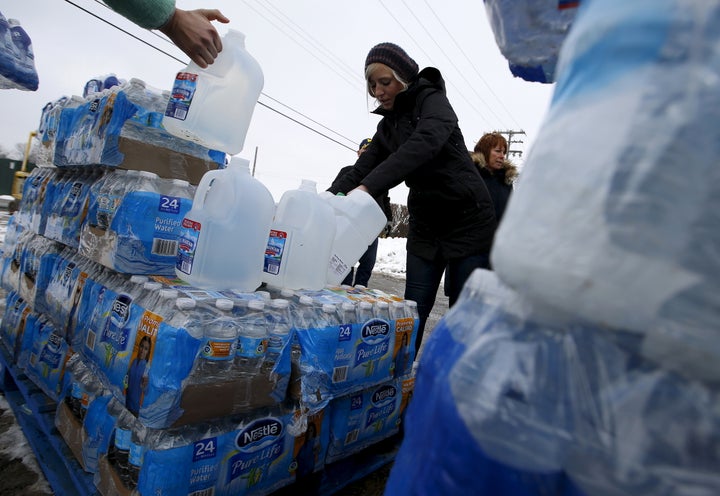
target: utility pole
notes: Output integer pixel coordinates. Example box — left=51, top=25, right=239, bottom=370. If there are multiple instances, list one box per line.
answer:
left=496, top=129, right=526, bottom=159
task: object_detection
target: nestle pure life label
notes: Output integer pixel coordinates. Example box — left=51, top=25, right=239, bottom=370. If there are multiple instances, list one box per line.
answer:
left=325, top=376, right=414, bottom=463
left=135, top=410, right=320, bottom=496
left=296, top=312, right=394, bottom=409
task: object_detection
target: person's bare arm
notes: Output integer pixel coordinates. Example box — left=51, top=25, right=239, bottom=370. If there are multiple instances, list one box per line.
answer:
left=160, top=8, right=230, bottom=68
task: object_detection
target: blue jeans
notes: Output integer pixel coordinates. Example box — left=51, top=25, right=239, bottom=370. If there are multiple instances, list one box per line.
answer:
left=404, top=251, right=490, bottom=356
left=341, top=238, right=379, bottom=287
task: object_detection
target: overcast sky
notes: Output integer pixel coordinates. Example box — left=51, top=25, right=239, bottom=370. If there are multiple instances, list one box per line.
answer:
left=0, top=0, right=554, bottom=204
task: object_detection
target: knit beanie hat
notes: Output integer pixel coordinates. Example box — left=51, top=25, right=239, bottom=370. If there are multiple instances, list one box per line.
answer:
left=365, top=43, right=419, bottom=82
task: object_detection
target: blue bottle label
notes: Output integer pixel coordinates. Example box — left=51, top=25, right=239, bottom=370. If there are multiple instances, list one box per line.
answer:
left=176, top=217, right=201, bottom=275
left=263, top=229, right=287, bottom=276
left=165, top=72, right=197, bottom=121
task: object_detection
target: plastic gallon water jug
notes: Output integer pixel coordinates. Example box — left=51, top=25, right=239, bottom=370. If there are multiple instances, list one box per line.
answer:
left=162, top=29, right=263, bottom=154
left=324, top=190, right=387, bottom=286
left=175, top=156, right=275, bottom=290
left=262, top=179, right=336, bottom=290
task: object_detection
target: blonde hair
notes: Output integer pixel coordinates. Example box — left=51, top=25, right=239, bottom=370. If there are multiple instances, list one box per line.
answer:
left=365, top=62, right=410, bottom=99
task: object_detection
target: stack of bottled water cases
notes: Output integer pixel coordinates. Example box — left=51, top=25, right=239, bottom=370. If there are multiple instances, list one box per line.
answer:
left=13, top=165, right=196, bottom=276
left=37, top=75, right=226, bottom=169
left=0, top=73, right=419, bottom=494
left=0, top=219, right=419, bottom=495
left=0, top=11, right=38, bottom=91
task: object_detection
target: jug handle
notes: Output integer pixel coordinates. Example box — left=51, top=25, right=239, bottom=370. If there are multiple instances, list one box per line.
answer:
left=192, top=169, right=223, bottom=210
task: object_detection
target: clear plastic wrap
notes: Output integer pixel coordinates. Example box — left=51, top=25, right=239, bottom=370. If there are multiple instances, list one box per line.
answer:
left=492, top=0, right=720, bottom=382
left=386, top=269, right=720, bottom=495
left=483, top=0, right=579, bottom=82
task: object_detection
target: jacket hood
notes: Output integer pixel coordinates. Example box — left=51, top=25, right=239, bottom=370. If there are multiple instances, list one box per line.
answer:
left=372, top=66, right=445, bottom=116
left=471, top=151, right=518, bottom=185
left=415, top=67, right=445, bottom=92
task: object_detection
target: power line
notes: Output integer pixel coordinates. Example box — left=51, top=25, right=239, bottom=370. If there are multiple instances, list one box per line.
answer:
left=377, top=0, right=492, bottom=128
left=422, top=0, right=523, bottom=130
left=399, top=0, right=505, bottom=128
left=66, top=0, right=186, bottom=65
left=238, top=0, right=359, bottom=90
left=259, top=0, right=360, bottom=83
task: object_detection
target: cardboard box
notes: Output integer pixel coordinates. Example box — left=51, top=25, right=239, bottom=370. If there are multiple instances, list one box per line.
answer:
left=96, top=455, right=131, bottom=496
left=55, top=400, right=87, bottom=472
left=173, top=370, right=279, bottom=427
left=114, top=135, right=222, bottom=185
left=51, top=89, right=225, bottom=185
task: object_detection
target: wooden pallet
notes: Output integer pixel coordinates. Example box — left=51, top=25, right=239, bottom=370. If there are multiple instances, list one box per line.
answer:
left=0, top=349, right=98, bottom=496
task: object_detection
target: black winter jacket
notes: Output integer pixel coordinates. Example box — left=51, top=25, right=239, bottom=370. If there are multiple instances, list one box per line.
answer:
left=471, top=152, right=517, bottom=225
left=329, top=67, right=496, bottom=259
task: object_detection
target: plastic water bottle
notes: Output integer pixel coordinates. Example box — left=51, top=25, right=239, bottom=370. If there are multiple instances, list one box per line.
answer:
left=163, top=29, right=264, bottom=154
left=127, top=424, right=147, bottom=490
left=196, top=298, right=238, bottom=379
left=175, top=156, right=275, bottom=290
left=295, top=295, right=319, bottom=330
left=264, top=298, right=291, bottom=372
left=153, top=288, right=180, bottom=319
left=339, top=301, right=357, bottom=327
left=390, top=300, right=407, bottom=320
left=406, top=300, right=419, bottom=322
left=234, top=299, right=267, bottom=375
left=168, top=297, right=205, bottom=340
left=139, top=281, right=162, bottom=310
left=375, top=300, right=391, bottom=322
left=262, top=179, right=336, bottom=290
left=489, top=0, right=720, bottom=383
left=319, top=303, right=339, bottom=328
left=357, top=300, right=374, bottom=323
left=111, top=409, right=135, bottom=486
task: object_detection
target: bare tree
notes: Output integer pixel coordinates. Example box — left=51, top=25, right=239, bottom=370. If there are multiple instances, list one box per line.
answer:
left=388, top=203, right=409, bottom=238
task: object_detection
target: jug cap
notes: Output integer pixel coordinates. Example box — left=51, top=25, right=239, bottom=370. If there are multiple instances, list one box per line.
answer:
left=299, top=179, right=317, bottom=192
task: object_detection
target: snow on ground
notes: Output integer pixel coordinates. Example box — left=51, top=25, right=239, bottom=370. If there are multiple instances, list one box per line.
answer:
left=0, top=395, right=52, bottom=494
left=374, top=237, right=407, bottom=279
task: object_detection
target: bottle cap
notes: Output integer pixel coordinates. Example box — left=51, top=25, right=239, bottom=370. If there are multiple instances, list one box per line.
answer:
left=216, top=298, right=234, bottom=311
left=248, top=299, right=265, bottom=311
left=176, top=297, right=196, bottom=310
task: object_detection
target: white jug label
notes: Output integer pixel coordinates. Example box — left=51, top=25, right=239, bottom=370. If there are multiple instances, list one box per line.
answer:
left=176, top=218, right=202, bottom=275
left=263, top=229, right=288, bottom=276
left=328, top=254, right=349, bottom=279
left=164, top=72, right=198, bottom=121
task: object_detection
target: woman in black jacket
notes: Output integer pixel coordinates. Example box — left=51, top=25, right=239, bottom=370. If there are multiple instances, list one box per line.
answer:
left=472, top=132, right=518, bottom=228
left=328, top=42, right=497, bottom=354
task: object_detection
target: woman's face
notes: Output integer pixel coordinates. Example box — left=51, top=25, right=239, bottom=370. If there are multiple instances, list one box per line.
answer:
left=139, top=339, right=150, bottom=360
left=368, top=64, right=405, bottom=110
left=488, top=145, right=506, bottom=171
